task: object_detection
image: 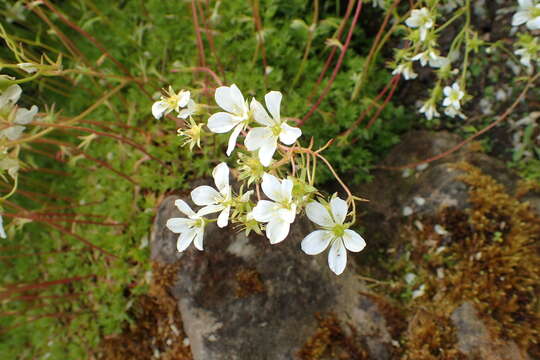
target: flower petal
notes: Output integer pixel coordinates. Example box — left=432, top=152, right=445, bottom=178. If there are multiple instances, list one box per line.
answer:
left=178, top=91, right=190, bottom=108
left=166, top=218, right=192, bottom=233
left=208, top=112, right=238, bottom=133
left=217, top=206, right=230, bottom=228
left=177, top=229, right=196, bottom=252
left=152, top=101, right=168, bottom=119
left=301, top=230, right=332, bottom=255
left=280, top=178, right=294, bottom=202
left=261, top=173, right=283, bottom=202
left=277, top=204, right=296, bottom=223
left=229, top=84, right=246, bottom=111
left=264, top=91, right=282, bottom=121
left=174, top=199, right=196, bottom=217
left=212, top=162, right=230, bottom=192
left=252, top=200, right=276, bottom=222
left=250, top=98, right=274, bottom=126
left=342, top=229, right=366, bottom=252
left=330, top=197, right=348, bottom=224
left=198, top=204, right=223, bottom=216
left=527, top=16, right=540, bottom=30
left=226, top=123, right=243, bottom=156
left=15, top=105, right=38, bottom=125
left=328, top=239, right=347, bottom=275
left=278, top=123, right=302, bottom=145
left=258, top=137, right=277, bottom=167
left=245, top=127, right=273, bottom=151
left=305, top=201, right=333, bottom=227
left=193, top=227, right=204, bottom=250
left=1, top=125, right=25, bottom=140
left=266, top=218, right=290, bottom=244
left=191, top=185, right=220, bottom=206
left=512, top=11, right=529, bottom=26
left=0, top=84, right=22, bottom=108
left=215, top=86, right=236, bottom=113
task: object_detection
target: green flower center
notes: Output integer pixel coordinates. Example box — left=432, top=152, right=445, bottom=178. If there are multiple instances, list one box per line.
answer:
left=332, top=224, right=346, bottom=238
left=271, top=124, right=282, bottom=137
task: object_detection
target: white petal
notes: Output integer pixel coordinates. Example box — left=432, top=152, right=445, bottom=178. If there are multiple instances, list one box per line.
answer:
left=229, top=84, right=246, bottom=111
left=0, top=84, right=22, bottom=108
left=527, top=16, right=540, bottom=30
left=250, top=98, right=274, bottom=126
left=443, top=86, right=452, bottom=96
left=240, top=190, right=253, bottom=202
left=245, top=127, right=273, bottom=151
left=207, top=112, right=238, bottom=133
left=519, top=0, right=533, bottom=8
left=442, top=98, right=452, bottom=107
left=330, top=197, right=348, bottom=224
left=512, top=11, right=529, bottom=26
left=252, top=200, right=276, bottom=222
left=264, top=91, right=282, bottom=121
left=226, top=123, right=243, bottom=156
left=1, top=125, right=25, bottom=140
left=280, top=179, right=294, bottom=202
left=212, top=162, right=229, bottom=191
left=328, top=240, right=347, bottom=275
left=177, top=229, right=196, bottom=252
left=217, top=206, right=230, bottom=228
left=15, top=105, right=38, bottom=125
left=174, top=199, right=196, bottom=217
left=166, top=218, right=192, bottom=233
left=278, top=123, right=302, bottom=145
left=191, top=185, right=220, bottom=206
left=178, top=91, right=190, bottom=108
left=215, top=86, right=236, bottom=113
left=152, top=101, right=168, bottom=119
left=258, top=138, right=277, bottom=167
left=305, top=202, right=334, bottom=227
left=301, top=230, right=332, bottom=255
left=277, top=204, right=296, bottom=223
left=266, top=218, right=290, bottom=244
left=193, top=227, right=204, bottom=250
left=198, top=204, right=224, bottom=216
left=342, top=229, right=366, bottom=252
left=261, top=173, right=283, bottom=202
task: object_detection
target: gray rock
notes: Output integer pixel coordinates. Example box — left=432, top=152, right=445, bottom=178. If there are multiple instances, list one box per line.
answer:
left=451, top=302, right=531, bottom=360
left=151, top=195, right=396, bottom=360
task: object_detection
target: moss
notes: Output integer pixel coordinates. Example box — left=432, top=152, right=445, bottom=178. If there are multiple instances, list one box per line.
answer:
left=397, top=162, right=540, bottom=358
left=100, top=262, right=192, bottom=360
left=234, top=268, right=265, bottom=298
left=298, top=314, right=369, bottom=360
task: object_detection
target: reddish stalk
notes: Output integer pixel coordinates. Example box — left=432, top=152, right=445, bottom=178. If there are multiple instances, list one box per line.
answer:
left=362, top=74, right=400, bottom=130
left=307, top=0, right=356, bottom=103
left=191, top=0, right=207, bottom=70
left=250, top=0, right=269, bottom=89
left=196, top=0, right=225, bottom=78
left=300, top=0, right=364, bottom=125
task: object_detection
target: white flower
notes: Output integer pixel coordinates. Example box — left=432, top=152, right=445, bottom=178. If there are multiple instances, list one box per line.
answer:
left=207, top=84, right=250, bottom=156
left=245, top=91, right=302, bottom=166
left=411, top=50, right=447, bottom=68
left=252, top=173, right=297, bottom=244
left=412, top=284, right=426, bottom=299
left=442, top=82, right=464, bottom=109
left=0, top=84, right=22, bottom=109
left=152, top=86, right=191, bottom=119
left=190, top=162, right=232, bottom=228
left=301, top=197, right=366, bottom=275
left=392, top=63, right=417, bottom=80
left=512, top=0, right=540, bottom=30
left=405, top=8, right=434, bottom=41
left=0, top=215, right=6, bottom=239
left=419, top=101, right=440, bottom=120
left=166, top=199, right=208, bottom=251
left=444, top=105, right=466, bottom=119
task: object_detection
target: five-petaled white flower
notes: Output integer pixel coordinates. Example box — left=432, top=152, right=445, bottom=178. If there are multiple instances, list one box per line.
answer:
left=405, top=7, right=434, bottom=41
left=166, top=199, right=208, bottom=252
left=412, top=50, right=447, bottom=68
left=191, top=162, right=233, bottom=228
left=301, top=197, right=366, bottom=275
left=252, top=173, right=297, bottom=244
left=419, top=101, right=440, bottom=120
left=207, top=84, right=250, bottom=156
left=392, top=63, right=418, bottom=80
left=512, top=0, right=540, bottom=30
left=152, top=86, right=191, bottom=120
left=245, top=91, right=302, bottom=166
left=442, top=82, right=464, bottom=109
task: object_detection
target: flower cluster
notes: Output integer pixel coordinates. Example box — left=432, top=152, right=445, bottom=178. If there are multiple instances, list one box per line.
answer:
left=152, top=84, right=367, bottom=275
left=513, top=1, right=540, bottom=72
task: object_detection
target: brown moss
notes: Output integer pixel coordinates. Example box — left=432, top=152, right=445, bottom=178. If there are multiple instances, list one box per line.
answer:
left=100, top=262, right=192, bottom=360
left=298, top=314, right=369, bottom=360
left=234, top=268, right=265, bottom=298
left=398, top=162, right=540, bottom=358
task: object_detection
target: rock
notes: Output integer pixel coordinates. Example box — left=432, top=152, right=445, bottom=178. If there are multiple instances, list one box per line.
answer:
left=451, top=302, right=531, bottom=360
left=151, top=195, right=396, bottom=360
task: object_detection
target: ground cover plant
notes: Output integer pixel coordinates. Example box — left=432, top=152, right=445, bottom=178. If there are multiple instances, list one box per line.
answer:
left=0, top=0, right=538, bottom=358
